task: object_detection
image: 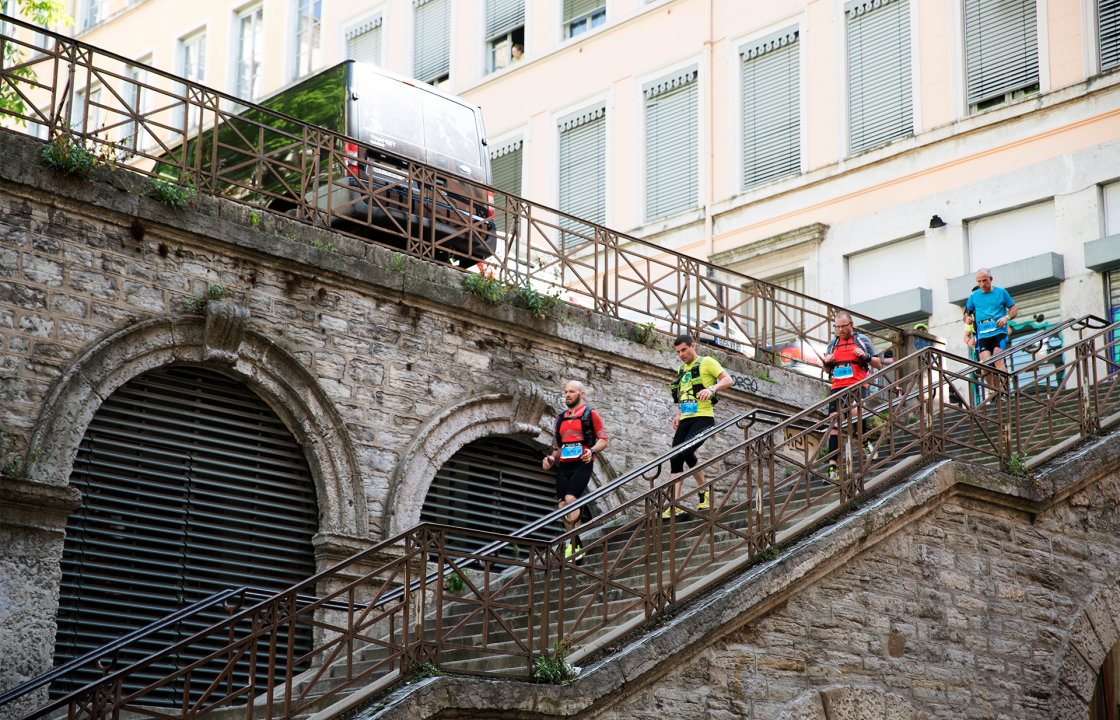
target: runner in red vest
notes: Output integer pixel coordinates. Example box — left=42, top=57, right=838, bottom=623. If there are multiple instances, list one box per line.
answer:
left=543, top=381, right=608, bottom=559
left=821, top=312, right=881, bottom=481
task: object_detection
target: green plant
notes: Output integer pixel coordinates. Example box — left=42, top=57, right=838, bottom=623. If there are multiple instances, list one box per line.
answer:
left=1005, top=452, right=1028, bottom=477
left=390, top=253, right=407, bottom=272
left=41, top=128, right=109, bottom=179
left=250, top=210, right=261, bottom=228
left=184, top=284, right=226, bottom=314
left=150, top=177, right=196, bottom=208
left=783, top=465, right=793, bottom=478
left=310, top=239, right=336, bottom=252
left=632, top=321, right=658, bottom=346
left=411, top=661, right=441, bottom=679
left=533, top=637, right=580, bottom=684
left=1, top=439, right=44, bottom=478
left=1, top=0, right=71, bottom=123
left=444, top=570, right=465, bottom=593
left=511, top=544, right=522, bottom=560
left=756, top=547, right=779, bottom=562
left=462, top=271, right=506, bottom=304
left=755, top=371, right=778, bottom=384
left=516, top=280, right=562, bottom=320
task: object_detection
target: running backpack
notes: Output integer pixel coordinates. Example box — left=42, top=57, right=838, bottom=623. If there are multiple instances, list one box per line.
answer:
left=554, top=407, right=597, bottom=449
left=669, top=358, right=720, bottom=405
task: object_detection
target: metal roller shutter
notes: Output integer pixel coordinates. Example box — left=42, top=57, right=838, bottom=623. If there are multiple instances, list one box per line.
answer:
left=420, top=437, right=564, bottom=557
left=1108, top=270, right=1120, bottom=366
left=486, top=0, right=524, bottom=40
left=741, top=27, right=801, bottom=189
left=847, top=0, right=912, bottom=154
left=558, top=104, right=606, bottom=251
left=414, top=0, right=450, bottom=83
left=490, top=139, right=523, bottom=238
left=1005, top=285, right=1062, bottom=378
left=1102, top=0, right=1120, bottom=70
left=563, top=0, right=603, bottom=22
left=644, top=65, right=698, bottom=221
left=347, top=17, right=383, bottom=66
left=964, top=0, right=1038, bottom=105
left=52, top=366, right=318, bottom=706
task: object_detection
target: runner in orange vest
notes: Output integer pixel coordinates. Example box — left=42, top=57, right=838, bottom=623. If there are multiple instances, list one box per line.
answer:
left=821, top=312, right=882, bottom=481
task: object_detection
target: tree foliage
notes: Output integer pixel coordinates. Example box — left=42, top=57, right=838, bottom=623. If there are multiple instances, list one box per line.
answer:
left=0, top=0, right=72, bottom=125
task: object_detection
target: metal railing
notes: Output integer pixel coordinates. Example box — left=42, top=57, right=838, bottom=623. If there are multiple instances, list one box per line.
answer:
left=9, top=321, right=1120, bottom=720
left=0, top=15, right=902, bottom=366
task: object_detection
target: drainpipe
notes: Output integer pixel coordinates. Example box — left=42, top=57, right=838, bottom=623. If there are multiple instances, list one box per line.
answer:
left=703, top=0, right=715, bottom=260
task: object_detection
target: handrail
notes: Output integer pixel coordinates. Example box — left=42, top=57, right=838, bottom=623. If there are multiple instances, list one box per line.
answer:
left=984, top=313, right=1111, bottom=367
left=0, top=14, right=904, bottom=367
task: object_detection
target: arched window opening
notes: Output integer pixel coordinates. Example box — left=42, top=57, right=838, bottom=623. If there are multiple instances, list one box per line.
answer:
left=420, top=436, right=564, bottom=556
left=52, top=366, right=319, bottom=706
left=1092, top=639, right=1120, bottom=720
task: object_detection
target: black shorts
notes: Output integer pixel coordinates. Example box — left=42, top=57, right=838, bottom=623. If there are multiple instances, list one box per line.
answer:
left=976, top=333, right=1009, bottom=355
left=670, top=416, right=715, bottom=474
left=555, top=460, right=594, bottom=500
left=827, top=386, right=868, bottom=416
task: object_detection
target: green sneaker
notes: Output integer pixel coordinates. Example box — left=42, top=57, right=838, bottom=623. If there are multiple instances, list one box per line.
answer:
left=864, top=441, right=876, bottom=460
left=564, top=542, right=582, bottom=559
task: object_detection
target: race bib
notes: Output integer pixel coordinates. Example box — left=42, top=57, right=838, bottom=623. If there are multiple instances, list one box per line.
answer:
left=833, top=364, right=854, bottom=379
left=680, top=402, right=698, bottom=414
left=978, top=318, right=998, bottom=332
left=560, top=443, right=583, bottom=459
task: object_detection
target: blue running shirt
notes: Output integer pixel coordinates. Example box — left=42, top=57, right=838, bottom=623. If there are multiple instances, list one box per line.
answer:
left=966, top=287, right=1015, bottom=339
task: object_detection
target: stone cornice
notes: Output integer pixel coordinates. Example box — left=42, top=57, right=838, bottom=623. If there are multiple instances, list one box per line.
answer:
left=708, top=222, right=828, bottom=269
left=0, top=475, right=82, bottom=535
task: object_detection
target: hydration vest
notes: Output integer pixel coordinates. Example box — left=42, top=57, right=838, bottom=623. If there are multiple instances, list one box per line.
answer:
left=554, top=406, right=597, bottom=449
left=669, top=358, right=719, bottom=405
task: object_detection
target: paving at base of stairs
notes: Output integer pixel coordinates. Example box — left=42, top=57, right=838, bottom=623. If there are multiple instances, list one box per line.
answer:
left=353, top=428, right=1120, bottom=720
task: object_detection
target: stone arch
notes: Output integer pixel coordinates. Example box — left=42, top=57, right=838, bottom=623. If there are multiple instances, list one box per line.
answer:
left=27, top=306, right=369, bottom=546
left=1052, top=578, right=1120, bottom=719
left=775, top=685, right=924, bottom=720
left=385, top=379, right=620, bottom=539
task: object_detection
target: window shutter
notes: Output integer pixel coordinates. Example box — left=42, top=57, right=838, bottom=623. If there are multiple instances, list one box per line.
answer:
left=740, top=27, right=801, bottom=189
left=644, top=65, right=698, bottom=221
left=847, top=0, right=912, bottom=154
left=414, top=0, right=450, bottom=82
left=563, top=0, right=603, bottom=22
left=346, top=16, right=383, bottom=65
left=964, top=0, right=1038, bottom=104
left=558, top=104, right=606, bottom=250
left=486, top=0, right=524, bottom=39
left=1102, top=0, right=1120, bottom=70
left=490, top=138, right=523, bottom=196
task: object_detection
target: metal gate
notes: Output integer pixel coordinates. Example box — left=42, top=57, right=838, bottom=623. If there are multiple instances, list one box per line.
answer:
left=420, top=436, right=564, bottom=556
left=52, top=366, right=318, bottom=705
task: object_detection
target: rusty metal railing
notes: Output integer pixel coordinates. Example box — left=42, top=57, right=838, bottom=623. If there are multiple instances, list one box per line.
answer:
left=9, top=322, right=1120, bottom=720
left=0, top=15, right=903, bottom=366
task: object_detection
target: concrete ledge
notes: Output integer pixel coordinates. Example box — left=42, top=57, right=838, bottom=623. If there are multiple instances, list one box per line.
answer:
left=1084, top=234, right=1120, bottom=272
left=850, top=287, right=932, bottom=329
left=948, top=252, right=1065, bottom=306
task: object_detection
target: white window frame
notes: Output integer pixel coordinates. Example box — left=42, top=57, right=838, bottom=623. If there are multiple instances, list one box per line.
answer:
left=549, top=89, right=613, bottom=237
left=958, top=0, right=1048, bottom=115
left=233, top=3, right=265, bottom=101
left=340, top=6, right=388, bottom=67
left=174, top=26, right=207, bottom=133
left=553, top=0, right=611, bottom=45
left=291, top=0, right=323, bottom=81
left=81, top=0, right=106, bottom=30
left=121, top=54, right=155, bottom=155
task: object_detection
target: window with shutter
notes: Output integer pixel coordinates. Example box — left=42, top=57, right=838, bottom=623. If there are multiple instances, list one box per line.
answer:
left=644, top=65, right=698, bottom=222
left=564, top=0, right=605, bottom=38
left=558, top=104, right=606, bottom=251
left=847, top=0, right=912, bottom=154
left=1102, top=0, right=1120, bottom=70
left=740, top=27, right=800, bottom=189
left=964, top=0, right=1039, bottom=110
left=414, top=0, right=451, bottom=85
left=346, top=16, right=383, bottom=66
left=490, top=137, right=523, bottom=238
left=486, top=0, right=525, bottom=72
left=293, top=0, right=322, bottom=80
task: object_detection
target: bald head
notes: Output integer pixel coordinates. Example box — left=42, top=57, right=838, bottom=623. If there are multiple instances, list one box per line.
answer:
left=563, top=381, right=586, bottom=409
left=976, top=269, right=993, bottom=293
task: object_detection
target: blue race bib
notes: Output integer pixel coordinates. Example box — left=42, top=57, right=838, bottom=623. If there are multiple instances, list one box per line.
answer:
left=833, top=364, right=854, bottom=379
left=680, top=402, right=698, bottom=414
left=560, top=443, right=583, bottom=459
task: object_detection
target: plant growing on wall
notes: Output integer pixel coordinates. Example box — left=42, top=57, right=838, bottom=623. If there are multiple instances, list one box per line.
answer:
left=184, top=284, right=226, bottom=314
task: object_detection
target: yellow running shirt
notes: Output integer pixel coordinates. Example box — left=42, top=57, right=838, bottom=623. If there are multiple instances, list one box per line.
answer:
left=676, top=356, right=725, bottom=419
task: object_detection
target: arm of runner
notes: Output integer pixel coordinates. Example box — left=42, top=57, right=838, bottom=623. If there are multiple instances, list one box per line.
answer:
left=697, top=371, right=733, bottom=401
left=672, top=406, right=681, bottom=430
left=542, top=450, right=560, bottom=469
left=869, top=356, right=883, bottom=371
left=582, top=411, right=609, bottom=462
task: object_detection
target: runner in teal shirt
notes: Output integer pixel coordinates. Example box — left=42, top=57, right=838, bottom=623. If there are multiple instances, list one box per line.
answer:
left=965, top=268, right=1017, bottom=383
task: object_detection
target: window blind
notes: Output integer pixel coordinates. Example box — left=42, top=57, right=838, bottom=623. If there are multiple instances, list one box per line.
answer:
left=563, top=0, right=603, bottom=23
left=644, top=65, right=698, bottom=221
left=486, top=0, right=524, bottom=39
left=964, top=0, right=1038, bottom=104
left=558, top=104, right=606, bottom=250
left=740, top=26, right=801, bottom=188
left=847, top=0, right=912, bottom=153
left=490, top=137, right=523, bottom=197
left=346, top=16, right=383, bottom=65
left=414, top=0, right=450, bottom=82
left=1101, top=0, right=1120, bottom=70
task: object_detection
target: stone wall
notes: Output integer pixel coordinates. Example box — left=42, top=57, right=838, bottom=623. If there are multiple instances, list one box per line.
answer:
left=0, top=127, right=826, bottom=711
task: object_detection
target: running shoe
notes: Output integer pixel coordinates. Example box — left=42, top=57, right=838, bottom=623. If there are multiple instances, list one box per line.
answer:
left=827, top=465, right=839, bottom=483
left=697, top=491, right=711, bottom=510
left=864, top=441, right=876, bottom=460
left=661, top=506, right=684, bottom=519
left=564, top=542, right=582, bottom=559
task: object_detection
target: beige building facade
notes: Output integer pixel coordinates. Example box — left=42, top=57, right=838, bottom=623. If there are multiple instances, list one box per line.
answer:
left=3, top=0, right=1120, bottom=358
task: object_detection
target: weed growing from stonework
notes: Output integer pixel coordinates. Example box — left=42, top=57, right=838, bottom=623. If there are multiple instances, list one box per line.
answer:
left=515, top=280, right=562, bottom=320
left=462, top=271, right=506, bottom=304
left=411, top=661, right=441, bottom=680
left=533, top=636, right=580, bottom=684
left=444, top=570, right=465, bottom=593
left=250, top=210, right=261, bottom=229
left=41, top=128, right=114, bottom=179
left=1, top=438, right=44, bottom=478
left=150, top=177, right=197, bottom=208
left=755, top=371, right=778, bottom=384
left=390, top=253, right=407, bottom=273
left=185, top=284, right=226, bottom=314
left=309, top=238, right=336, bottom=252
left=1005, top=452, right=1028, bottom=477
left=632, top=320, right=658, bottom=346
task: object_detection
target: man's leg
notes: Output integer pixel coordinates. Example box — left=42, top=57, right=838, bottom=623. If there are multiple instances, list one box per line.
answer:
left=977, top=348, right=994, bottom=396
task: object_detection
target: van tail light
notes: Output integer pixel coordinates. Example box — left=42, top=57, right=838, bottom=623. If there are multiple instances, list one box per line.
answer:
left=345, top=142, right=359, bottom=178
left=487, top=191, right=495, bottom=218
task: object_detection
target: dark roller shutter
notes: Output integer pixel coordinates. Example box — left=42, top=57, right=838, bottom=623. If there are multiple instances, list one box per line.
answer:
left=414, top=0, right=450, bottom=83
left=52, top=366, right=318, bottom=706
left=558, top=103, right=606, bottom=251
left=1102, top=0, right=1120, bottom=70
left=644, top=65, right=698, bottom=221
left=347, top=16, right=383, bottom=66
left=964, top=0, right=1038, bottom=105
left=420, top=437, right=564, bottom=556
left=741, top=26, right=801, bottom=189
left=847, top=0, right=913, bottom=153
